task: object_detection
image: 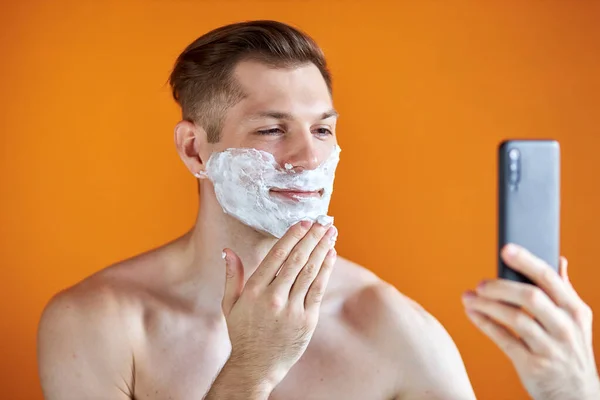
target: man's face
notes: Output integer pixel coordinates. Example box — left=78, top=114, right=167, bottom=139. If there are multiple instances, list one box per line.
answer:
left=185, top=60, right=339, bottom=236
left=213, top=60, right=338, bottom=172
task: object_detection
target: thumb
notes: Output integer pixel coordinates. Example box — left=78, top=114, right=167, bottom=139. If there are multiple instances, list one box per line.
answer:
left=559, top=256, right=578, bottom=295
left=559, top=256, right=571, bottom=284
left=221, top=248, right=245, bottom=316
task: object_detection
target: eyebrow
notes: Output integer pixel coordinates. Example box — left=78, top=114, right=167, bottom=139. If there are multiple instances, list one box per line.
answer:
left=247, top=109, right=339, bottom=121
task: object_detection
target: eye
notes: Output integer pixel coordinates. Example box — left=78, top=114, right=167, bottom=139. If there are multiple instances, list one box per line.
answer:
left=313, top=127, right=333, bottom=137
left=256, top=128, right=284, bottom=136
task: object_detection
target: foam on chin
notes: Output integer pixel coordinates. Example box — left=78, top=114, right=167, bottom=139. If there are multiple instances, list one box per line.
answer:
left=204, top=145, right=341, bottom=238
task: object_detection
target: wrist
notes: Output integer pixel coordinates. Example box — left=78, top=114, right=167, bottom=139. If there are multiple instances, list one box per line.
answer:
left=219, top=357, right=276, bottom=397
left=228, top=349, right=289, bottom=389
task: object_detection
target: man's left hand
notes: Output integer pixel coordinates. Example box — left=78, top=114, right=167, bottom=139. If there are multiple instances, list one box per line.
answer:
left=462, top=243, right=600, bottom=400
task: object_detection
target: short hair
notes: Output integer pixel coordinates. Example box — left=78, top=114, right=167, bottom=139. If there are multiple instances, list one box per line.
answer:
left=168, top=20, right=332, bottom=143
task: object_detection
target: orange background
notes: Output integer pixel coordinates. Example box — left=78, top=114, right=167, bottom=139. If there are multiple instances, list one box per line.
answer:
left=2, top=1, right=600, bottom=398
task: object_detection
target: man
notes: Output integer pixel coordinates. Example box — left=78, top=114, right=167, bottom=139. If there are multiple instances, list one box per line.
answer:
left=37, top=20, right=599, bottom=399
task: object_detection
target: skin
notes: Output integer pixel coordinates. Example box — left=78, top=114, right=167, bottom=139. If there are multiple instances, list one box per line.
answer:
left=463, top=244, right=600, bottom=400
left=36, top=57, right=599, bottom=399
left=37, top=60, right=475, bottom=400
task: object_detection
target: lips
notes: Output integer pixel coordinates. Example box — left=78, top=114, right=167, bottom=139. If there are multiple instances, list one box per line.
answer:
left=270, top=188, right=324, bottom=200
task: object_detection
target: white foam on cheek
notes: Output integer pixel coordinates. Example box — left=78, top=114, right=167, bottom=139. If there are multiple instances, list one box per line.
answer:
left=284, top=163, right=294, bottom=170
left=205, top=145, right=341, bottom=238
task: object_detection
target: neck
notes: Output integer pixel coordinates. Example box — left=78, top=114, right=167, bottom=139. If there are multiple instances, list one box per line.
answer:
left=177, top=187, right=279, bottom=295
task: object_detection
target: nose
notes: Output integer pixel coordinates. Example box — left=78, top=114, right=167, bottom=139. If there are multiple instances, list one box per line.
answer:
left=282, top=133, right=320, bottom=171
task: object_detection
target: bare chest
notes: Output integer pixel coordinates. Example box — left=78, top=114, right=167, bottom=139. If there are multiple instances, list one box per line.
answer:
left=133, top=317, right=396, bottom=400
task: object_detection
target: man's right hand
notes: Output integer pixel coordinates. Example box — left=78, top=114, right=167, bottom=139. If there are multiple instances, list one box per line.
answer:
left=217, top=220, right=337, bottom=395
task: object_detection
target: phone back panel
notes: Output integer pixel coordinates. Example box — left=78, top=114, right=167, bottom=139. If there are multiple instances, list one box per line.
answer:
left=498, top=140, right=560, bottom=284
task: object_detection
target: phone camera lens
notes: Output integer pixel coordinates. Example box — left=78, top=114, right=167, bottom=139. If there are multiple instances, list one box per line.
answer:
left=507, top=148, right=520, bottom=185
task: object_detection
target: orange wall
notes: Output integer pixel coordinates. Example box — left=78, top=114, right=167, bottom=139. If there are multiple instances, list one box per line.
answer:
left=2, top=1, right=600, bottom=398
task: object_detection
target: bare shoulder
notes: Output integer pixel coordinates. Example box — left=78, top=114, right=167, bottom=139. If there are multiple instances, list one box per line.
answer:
left=331, top=256, right=442, bottom=344
left=38, top=243, right=172, bottom=348
left=37, top=250, right=164, bottom=399
left=39, top=249, right=154, bottom=332
left=332, top=257, right=476, bottom=399
left=39, top=260, right=143, bottom=337
left=42, top=235, right=183, bottom=316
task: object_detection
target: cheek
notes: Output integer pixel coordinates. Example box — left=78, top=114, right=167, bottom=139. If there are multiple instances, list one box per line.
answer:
left=240, top=141, right=286, bottom=164
left=235, top=133, right=279, bottom=151
left=224, top=136, right=338, bottom=168
left=316, top=142, right=339, bottom=162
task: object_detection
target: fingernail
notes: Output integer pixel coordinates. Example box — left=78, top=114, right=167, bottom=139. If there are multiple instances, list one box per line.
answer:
left=477, top=280, right=488, bottom=290
left=504, top=243, right=518, bottom=258
left=462, top=290, right=476, bottom=299
left=328, top=248, right=337, bottom=258
left=328, top=226, right=338, bottom=243
left=301, top=220, right=312, bottom=229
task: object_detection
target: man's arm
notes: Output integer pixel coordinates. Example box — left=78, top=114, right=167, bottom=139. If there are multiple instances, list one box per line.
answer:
left=37, top=286, right=135, bottom=400
left=366, top=283, right=477, bottom=400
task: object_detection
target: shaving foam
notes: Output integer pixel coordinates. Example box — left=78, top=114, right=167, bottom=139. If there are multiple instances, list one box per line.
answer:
left=203, top=145, right=340, bottom=238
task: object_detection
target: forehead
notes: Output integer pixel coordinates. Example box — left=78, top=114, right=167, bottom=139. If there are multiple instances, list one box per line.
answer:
left=232, top=60, right=333, bottom=117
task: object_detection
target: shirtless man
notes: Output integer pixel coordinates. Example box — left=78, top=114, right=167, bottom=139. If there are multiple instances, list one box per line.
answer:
left=37, top=20, right=599, bottom=399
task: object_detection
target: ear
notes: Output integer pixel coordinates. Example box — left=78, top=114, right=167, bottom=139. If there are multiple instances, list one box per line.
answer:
left=174, top=120, right=209, bottom=179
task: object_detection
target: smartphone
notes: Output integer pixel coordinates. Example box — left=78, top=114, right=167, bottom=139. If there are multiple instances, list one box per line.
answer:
left=498, top=139, right=561, bottom=284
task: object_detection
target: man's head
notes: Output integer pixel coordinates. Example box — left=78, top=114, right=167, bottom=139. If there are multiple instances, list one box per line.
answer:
left=170, top=20, right=337, bottom=175
left=170, top=20, right=339, bottom=237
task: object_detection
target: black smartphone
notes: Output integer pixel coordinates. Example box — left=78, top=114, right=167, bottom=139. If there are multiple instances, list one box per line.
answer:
left=498, top=139, right=561, bottom=284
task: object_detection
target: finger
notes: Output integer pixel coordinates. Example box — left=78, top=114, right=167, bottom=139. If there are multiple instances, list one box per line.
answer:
left=558, top=256, right=579, bottom=297
left=559, top=256, right=570, bottom=283
left=245, top=220, right=313, bottom=290
left=476, top=279, right=569, bottom=337
left=289, top=226, right=337, bottom=304
left=465, top=309, right=529, bottom=363
left=305, top=247, right=337, bottom=312
left=221, top=249, right=245, bottom=316
left=270, top=222, right=333, bottom=293
left=462, top=292, right=553, bottom=355
left=555, top=256, right=592, bottom=331
left=559, top=256, right=580, bottom=296
left=501, top=244, right=580, bottom=314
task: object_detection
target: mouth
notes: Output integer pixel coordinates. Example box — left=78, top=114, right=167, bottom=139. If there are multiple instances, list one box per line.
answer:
left=269, top=188, right=324, bottom=201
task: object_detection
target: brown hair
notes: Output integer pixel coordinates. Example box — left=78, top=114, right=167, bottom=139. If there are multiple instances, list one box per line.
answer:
left=168, top=20, right=332, bottom=142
